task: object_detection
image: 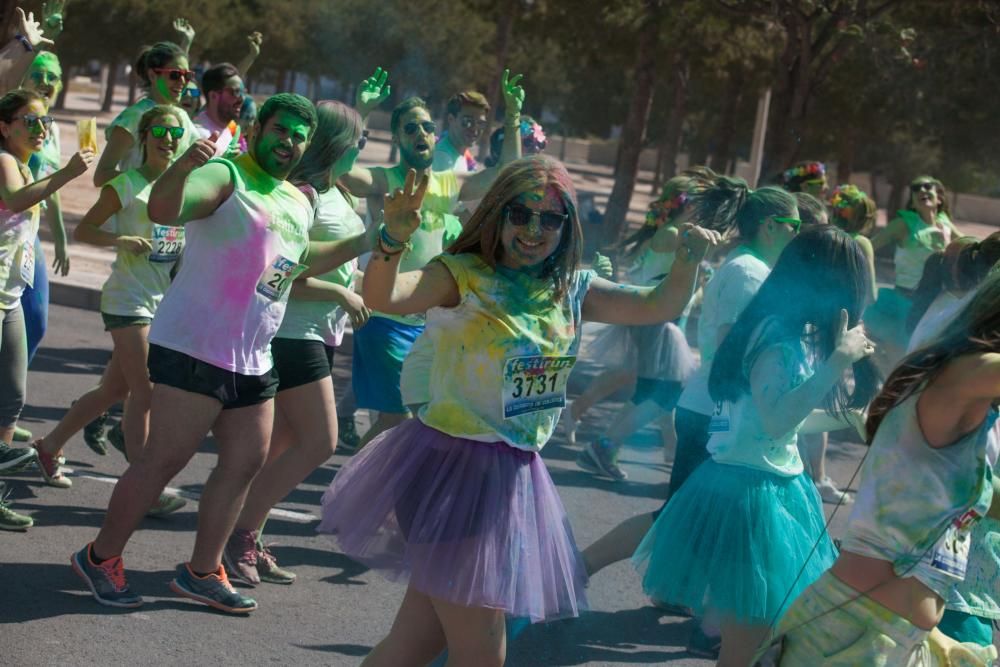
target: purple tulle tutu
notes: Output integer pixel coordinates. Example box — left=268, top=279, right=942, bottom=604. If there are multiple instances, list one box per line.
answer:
left=318, top=418, right=589, bottom=622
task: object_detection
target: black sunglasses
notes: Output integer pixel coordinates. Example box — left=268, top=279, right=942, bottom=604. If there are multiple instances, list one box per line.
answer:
left=22, top=113, right=54, bottom=131
left=403, top=121, right=436, bottom=136
left=504, top=202, right=568, bottom=232
left=910, top=181, right=937, bottom=194
left=358, top=129, right=369, bottom=151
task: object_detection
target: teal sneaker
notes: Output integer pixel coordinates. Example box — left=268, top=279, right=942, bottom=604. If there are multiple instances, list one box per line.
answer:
left=11, top=425, right=32, bottom=442
left=81, top=408, right=109, bottom=456
left=0, top=482, right=32, bottom=531
left=107, top=421, right=126, bottom=460
left=0, top=442, right=36, bottom=472
left=146, top=493, right=186, bottom=517
left=577, top=438, right=628, bottom=481
left=170, top=563, right=258, bottom=614
left=71, top=544, right=143, bottom=608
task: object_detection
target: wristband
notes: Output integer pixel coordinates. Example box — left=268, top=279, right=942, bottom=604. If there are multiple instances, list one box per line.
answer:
left=378, top=224, right=411, bottom=252
left=14, top=34, right=33, bottom=53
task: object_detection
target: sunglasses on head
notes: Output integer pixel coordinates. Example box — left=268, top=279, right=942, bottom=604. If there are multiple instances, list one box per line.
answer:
left=403, top=121, right=436, bottom=136
left=29, top=71, right=60, bottom=85
left=22, top=113, right=53, bottom=131
left=460, top=116, right=488, bottom=131
left=149, top=125, right=185, bottom=139
left=153, top=68, right=195, bottom=83
left=772, top=216, right=802, bottom=233
left=358, top=129, right=369, bottom=151
left=910, top=181, right=937, bottom=194
left=504, top=202, right=568, bottom=232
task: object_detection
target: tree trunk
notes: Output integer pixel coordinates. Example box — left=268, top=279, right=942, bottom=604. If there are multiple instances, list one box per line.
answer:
left=478, top=0, right=518, bottom=160
left=709, top=70, right=744, bottom=174
left=100, top=60, right=120, bottom=113
left=127, top=65, right=138, bottom=106
left=54, top=67, right=71, bottom=110
left=835, top=127, right=857, bottom=184
left=651, top=58, right=688, bottom=193
left=766, top=14, right=813, bottom=172
left=602, top=0, right=662, bottom=247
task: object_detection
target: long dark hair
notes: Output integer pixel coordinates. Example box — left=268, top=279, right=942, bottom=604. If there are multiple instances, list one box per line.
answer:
left=867, top=271, right=1000, bottom=442
left=289, top=100, right=362, bottom=195
left=906, top=233, right=1000, bottom=333
left=448, top=155, right=582, bottom=301
left=691, top=176, right=798, bottom=241
left=135, top=42, right=186, bottom=89
left=0, top=89, right=43, bottom=150
left=709, top=225, right=880, bottom=419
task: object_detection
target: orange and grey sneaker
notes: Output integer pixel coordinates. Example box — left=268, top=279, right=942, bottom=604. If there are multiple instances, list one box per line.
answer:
left=71, top=543, right=143, bottom=608
left=32, top=441, right=71, bottom=488
left=169, top=563, right=258, bottom=614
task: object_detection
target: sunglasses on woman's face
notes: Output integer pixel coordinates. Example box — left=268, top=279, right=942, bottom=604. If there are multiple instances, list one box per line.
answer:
left=181, top=88, right=201, bottom=99
left=357, top=129, right=369, bottom=151
left=22, top=113, right=54, bottom=131
left=910, top=182, right=937, bottom=194
left=29, top=71, right=60, bottom=85
left=403, top=121, right=436, bottom=136
left=504, top=202, right=568, bottom=232
left=772, top=216, right=802, bottom=234
left=149, top=125, right=185, bottom=140
left=153, top=68, right=195, bottom=83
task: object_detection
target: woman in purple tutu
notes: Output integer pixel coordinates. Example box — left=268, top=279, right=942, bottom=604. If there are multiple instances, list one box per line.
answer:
left=318, top=155, right=719, bottom=666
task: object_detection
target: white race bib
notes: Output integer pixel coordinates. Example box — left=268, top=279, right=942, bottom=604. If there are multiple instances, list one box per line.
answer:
left=18, top=240, right=35, bottom=287
left=708, top=401, right=732, bottom=434
left=149, top=224, right=185, bottom=263
left=502, top=355, right=576, bottom=419
left=256, top=255, right=305, bottom=301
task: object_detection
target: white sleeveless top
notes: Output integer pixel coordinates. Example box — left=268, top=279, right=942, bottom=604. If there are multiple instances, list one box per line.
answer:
left=149, top=156, right=312, bottom=374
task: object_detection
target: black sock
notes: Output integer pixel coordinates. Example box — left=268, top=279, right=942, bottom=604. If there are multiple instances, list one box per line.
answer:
left=191, top=568, right=216, bottom=578
left=89, top=544, right=111, bottom=565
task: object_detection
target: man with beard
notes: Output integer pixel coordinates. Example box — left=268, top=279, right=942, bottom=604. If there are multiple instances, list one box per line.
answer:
left=341, top=70, right=525, bottom=447
left=70, top=94, right=375, bottom=614
left=432, top=90, right=490, bottom=173
left=193, top=62, right=246, bottom=154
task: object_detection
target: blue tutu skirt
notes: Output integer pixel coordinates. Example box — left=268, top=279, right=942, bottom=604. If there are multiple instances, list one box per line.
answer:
left=632, top=459, right=836, bottom=625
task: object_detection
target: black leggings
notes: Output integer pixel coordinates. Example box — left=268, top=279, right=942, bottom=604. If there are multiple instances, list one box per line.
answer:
left=653, top=407, right=711, bottom=519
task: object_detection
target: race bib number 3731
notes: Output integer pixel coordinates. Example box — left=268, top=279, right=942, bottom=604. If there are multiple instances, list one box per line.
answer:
left=502, top=355, right=576, bottom=419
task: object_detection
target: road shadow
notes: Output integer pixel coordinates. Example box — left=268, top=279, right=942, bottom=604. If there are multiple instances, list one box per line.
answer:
left=266, top=543, right=371, bottom=585
left=507, top=606, right=694, bottom=665
left=30, top=346, right=111, bottom=376
left=290, top=642, right=371, bottom=658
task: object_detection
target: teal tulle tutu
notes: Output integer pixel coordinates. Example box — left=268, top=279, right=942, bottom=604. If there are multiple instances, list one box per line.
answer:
left=632, top=459, right=836, bottom=624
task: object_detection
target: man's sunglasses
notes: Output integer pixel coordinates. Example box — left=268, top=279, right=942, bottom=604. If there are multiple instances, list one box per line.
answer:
left=772, top=216, right=802, bottom=233
left=358, top=129, right=369, bottom=151
left=153, top=68, right=196, bottom=83
left=460, top=116, right=488, bottom=131
left=22, top=113, right=54, bottom=131
left=403, top=121, right=436, bottom=136
left=149, top=125, right=185, bottom=139
left=910, top=181, right=937, bottom=194
left=504, top=202, right=568, bottom=232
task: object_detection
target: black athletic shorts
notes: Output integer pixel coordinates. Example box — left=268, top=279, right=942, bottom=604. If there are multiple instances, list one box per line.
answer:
left=147, top=344, right=279, bottom=410
left=271, top=337, right=336, bottom=393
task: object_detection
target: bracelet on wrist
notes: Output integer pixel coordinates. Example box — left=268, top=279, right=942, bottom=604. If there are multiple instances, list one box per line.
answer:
left=378, top=224, right=411, bottom=252
left=377, top=238, right=405, bottom=256
left=14, top=34, right=33, bottom=53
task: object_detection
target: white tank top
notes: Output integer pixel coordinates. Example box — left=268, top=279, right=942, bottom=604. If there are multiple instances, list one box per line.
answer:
left=149, top=156, right=312, bottom=374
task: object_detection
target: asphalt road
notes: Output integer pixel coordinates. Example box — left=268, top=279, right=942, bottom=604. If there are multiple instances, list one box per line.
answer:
left=1, top=303, right=878, bottom=667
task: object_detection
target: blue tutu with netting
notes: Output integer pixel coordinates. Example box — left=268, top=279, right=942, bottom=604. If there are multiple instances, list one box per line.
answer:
left=632, top=459, right=836, bottom=624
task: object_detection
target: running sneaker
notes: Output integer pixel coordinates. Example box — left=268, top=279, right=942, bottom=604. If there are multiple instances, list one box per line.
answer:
left=81, top=408, right=109, bottom=456
left=32, top=442, right=71, bottom=488
left=0, top=482, right=32, bottom=531
left=222, top=528, right=261, bottom=586
left=107, top=421, right=126, bottom=460
left=146, top=493, right=187, bottom=517
left=11, top=425, right=32, bottom=442
left=816, top=476, right=853, bottom=505
left=561, top=402, right=579, bottom=446
left=70, top=543, right=143, bottom=608
left=169, top=563, right=258, bottom=614
left=0, top=442, right=36, bottom=472
left=256, top=540, right=296, bottom=585
left=337, top=414, right=360, bottom=453
left=577, top=438, right=628, bottom=481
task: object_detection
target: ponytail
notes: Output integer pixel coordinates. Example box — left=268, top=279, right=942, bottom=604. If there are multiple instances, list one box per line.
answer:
left=135, top=41, right=185, bottom=89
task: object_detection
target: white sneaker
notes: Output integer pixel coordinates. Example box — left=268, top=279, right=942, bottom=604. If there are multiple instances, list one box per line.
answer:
left=561, top=402, right=579, bottom=446
left=816, top=477, right=852, bottom=505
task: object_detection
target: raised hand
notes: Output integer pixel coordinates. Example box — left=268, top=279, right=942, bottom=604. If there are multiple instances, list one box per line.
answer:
left=246, top=31, right=263, bottom=58
left=382, top=168, right=428, bottom=243
left=355, top=67, right=391, bottom=119
left=65, top=149, right=95, bottom=178
left=678, top=223, right=722, bottom=261
left=41, top=0, right=65, bottom=40
left=172, top=18, right=196, bottom=46
left=593, top=252, right=614, bottom=280
left=501, top=68, right=525, bottom=119
left=16, top=7, right=53, bottom=48
left=177, top=133, right=218, bottom=174
left=833, top=309, right=876, bottom=364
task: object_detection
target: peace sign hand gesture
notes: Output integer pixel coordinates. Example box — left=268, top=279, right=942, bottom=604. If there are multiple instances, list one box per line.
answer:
left=383, top=168, right=428, bottom=244
left=356, top=67, right=391, bottom=119
left=501, top=68, right=525, bottom=119
left=16, top=7, right=53, bottom=48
